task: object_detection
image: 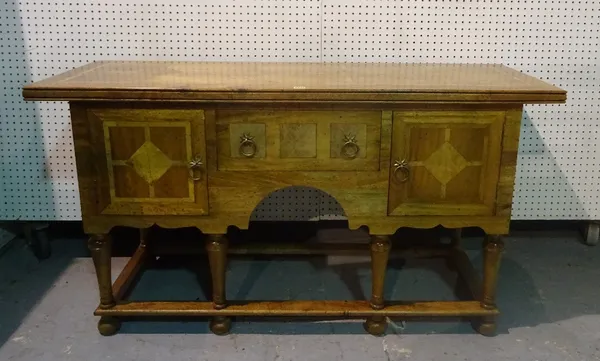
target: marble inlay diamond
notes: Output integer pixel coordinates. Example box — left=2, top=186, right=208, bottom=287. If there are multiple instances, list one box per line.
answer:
left=423, top=142, right=467, bottom=184
left=128, top=141, right=172, bottom=184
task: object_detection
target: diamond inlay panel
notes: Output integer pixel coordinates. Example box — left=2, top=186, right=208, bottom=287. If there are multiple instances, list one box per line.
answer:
left=389, top=111, right=504, bottom=217
left=94, top=110, right=207, bottom=216
left=422, top=142, right=468, bottom=184
left=129, top=141, right=173, bottom=184
left=109, top=126, right=145, bottom=160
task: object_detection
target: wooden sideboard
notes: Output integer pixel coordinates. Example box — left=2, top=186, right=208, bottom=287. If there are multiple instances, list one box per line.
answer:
left=23, top=61, right=566, bottom=336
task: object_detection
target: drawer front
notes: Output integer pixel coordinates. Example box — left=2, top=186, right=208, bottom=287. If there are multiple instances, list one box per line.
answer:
left=216, top=110, right=381, bottom=171
left=88, top=108, right=208, bottom=216
left=388, top=110, right=504, bottom=216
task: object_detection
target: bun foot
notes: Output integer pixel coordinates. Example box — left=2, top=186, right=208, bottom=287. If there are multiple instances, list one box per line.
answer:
left=472, top=316, right=497, bottom=337
left=363, top=316, right=387, bottom=336
left=209, top=316, right=232, bottom=335
left=98, top=316, right=121, bottom=336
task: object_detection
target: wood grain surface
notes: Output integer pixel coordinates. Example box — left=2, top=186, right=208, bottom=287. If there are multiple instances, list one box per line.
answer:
left=388, top=110, right=504, bottom=216
left=23, top=61, right=566, bottom=103
left=66, top=102, right=531, bottom=236
left=95, top=300, right=499, bottom=317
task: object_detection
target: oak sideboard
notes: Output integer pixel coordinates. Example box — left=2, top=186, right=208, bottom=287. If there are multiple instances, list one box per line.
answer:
left=23, top=61, right=566, bottom=336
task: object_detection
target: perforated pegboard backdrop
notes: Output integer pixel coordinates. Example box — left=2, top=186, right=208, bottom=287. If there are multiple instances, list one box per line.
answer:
left=1, top=0, right=598, bottom=221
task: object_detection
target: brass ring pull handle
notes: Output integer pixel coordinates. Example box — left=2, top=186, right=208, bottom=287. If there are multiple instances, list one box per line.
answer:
left=188, top=155, right=204, bottom=181
left=393, top=159, right=410, bottom=183
left=341, top=134, right=360, bottom=159
left=239, top=133, right=257, bottom=158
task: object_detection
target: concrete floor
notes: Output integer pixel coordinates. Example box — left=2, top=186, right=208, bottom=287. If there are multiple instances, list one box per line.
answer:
left=0, top=230, right=599, bottom=361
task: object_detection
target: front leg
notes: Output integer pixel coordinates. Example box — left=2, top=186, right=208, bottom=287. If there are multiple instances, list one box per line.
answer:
left=88, top=234, right=115, bottom=308
left=473, top=234, right=504, bottom=336
left=364, top=235, right=391, bottom=336
left=88, top=234, right=120, bottom=336
left=450, top=228, right=462, bottom=248
left=205, top=234, right=231, bottom=335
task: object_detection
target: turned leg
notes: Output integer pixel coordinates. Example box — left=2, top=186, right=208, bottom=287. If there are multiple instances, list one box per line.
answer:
left=88, top=234, right=121, bottom=336
left=88, top=234, right=115, bottom=308
left=450, top=228, right=462, bottom=248
left=481, top=235, right=504, bottom=309
left=205, top=234, right=231, bottom=335
left=139, top=228, right=149, bottom=249
left=139, top=228, right=156, bottom=266
left=369, top=235, right=391, bottom=309
left=446, top=228, right=462, bottom=271
left=206, top=234, right=228, bottom=309
left=364, top=235, right=391, bottom=336
left=473, top=234, right=504, bottom=336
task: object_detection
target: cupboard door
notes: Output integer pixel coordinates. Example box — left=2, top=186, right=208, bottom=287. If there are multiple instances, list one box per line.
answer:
left=88, top=108, right=208, bottom=216
left=388, top=111, right=504, bottom=216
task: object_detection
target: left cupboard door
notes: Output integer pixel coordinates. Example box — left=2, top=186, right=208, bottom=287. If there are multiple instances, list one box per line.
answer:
left=86, top=108, right=209, bottom=216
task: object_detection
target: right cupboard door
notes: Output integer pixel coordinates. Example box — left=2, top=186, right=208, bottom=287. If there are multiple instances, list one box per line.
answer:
left=388, top=110, right=505, bottom=216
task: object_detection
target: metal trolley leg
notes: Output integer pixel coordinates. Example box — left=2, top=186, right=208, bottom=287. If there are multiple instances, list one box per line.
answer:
left=582, top=221, right=600, bottom=246
left=23, top=222, right=51, bottom=260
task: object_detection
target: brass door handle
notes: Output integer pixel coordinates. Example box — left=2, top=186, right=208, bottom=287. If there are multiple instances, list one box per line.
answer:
left=239, top=133, right=257, bottom=158
left=188, top=155, right=204, bottom=181
left=393, top=159, right=410, bottom=183
left=341, top=134, right=360, bottom=159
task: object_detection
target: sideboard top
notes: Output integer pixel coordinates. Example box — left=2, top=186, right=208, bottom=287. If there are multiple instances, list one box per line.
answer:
left=23, top=61, right=566, bottom=103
